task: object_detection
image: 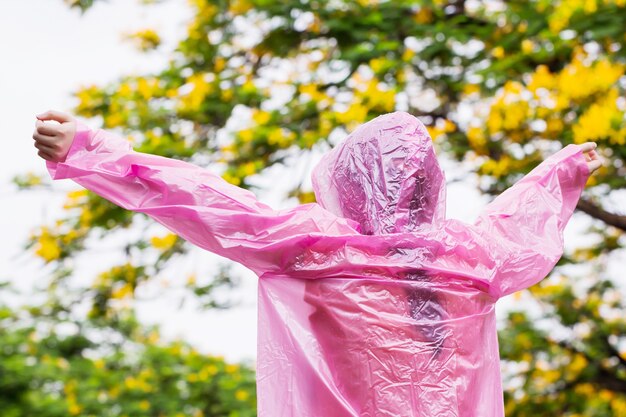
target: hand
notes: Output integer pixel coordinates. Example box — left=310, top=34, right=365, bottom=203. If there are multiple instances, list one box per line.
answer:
left=32, top=110, right=77, bottom=162
left=579, top=142, right=602, bottom=174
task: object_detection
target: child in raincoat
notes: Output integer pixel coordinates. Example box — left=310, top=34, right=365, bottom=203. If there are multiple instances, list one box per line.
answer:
left=32, top=109, right=601, bottom=417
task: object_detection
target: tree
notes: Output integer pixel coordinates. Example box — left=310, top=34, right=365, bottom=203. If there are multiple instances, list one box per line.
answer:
left=15, top=0, right=626, bottom=415
left=0, top=294, right=256, bottom=417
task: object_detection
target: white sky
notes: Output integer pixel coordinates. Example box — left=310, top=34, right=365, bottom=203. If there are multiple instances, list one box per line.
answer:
left=1, top=0, right=620, bottom=364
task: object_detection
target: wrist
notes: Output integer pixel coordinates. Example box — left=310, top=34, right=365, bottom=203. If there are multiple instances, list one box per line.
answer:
left=59, top=119, right=92, bottom=163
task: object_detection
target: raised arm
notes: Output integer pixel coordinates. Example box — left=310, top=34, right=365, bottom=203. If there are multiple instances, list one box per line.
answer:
left=32, top=111, right=359, bottom=275
left=468, top=143, right=595, bottom=298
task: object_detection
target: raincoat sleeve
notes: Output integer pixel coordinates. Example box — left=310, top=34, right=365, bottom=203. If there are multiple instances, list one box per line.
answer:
left=471, top=144, right=590, bottom=298
left=45, top=119, right=359, bottom=275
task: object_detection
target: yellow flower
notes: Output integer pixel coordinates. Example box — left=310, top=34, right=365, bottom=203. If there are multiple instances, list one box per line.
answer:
left=402, top=48, right=415, bottom=62
left=124, top=375, right=151, bottom=392
left=299, top=84, right=324, bottom=102
left=111, top=283, right=134, bottom=300
left=584, top=0, right=598, bottom=13
left=104, top=112, right=125, bottom=128
left=126, top=29, right=161, bottom=51
left=528, top=65, right=556, bottom=93
left=369, top=57, right=387, bottom=73
left=238, top=129, right=255, bottom=143
left=502, top=102, right=528, bottom=130
left=443, top=119, right=456, bottom=133
left=301, top=131, right=319, bottom=148
left=35, top=227, right=61, bottom=262
left=413, top=7, right=433, bottom=24
left=68, top=404, right=82, bottom=416
left=147, top=330, right=160, bottom=344
left=64, top=380, right=77, bottom=395
left=222, top=172, right=241, bottom=186
left=63, top=189, right=88, bottom=209
left=426, top=126, right=445, bottom=141
left=558, top=57, right=624, bottom=101
left=319, top=117, right=333, bottom=135
left=569, top=353, right=588, bottom=374
left=235, top=389, right=250, bottom=401
left=364, top=80, right=395, bottom=111
left=109, top=386, right=120, bottom=399
left=336, top=103, right=369, bottom=126
left=139, top=400, right=150, bottom=411
left=169, top=343, right=182, bottom=356
left=118, top=82, right=133, bottom=98
left=229, top=0, right=253, bottom=14
left=198, top=364, right=218, bottom=380
left=214, top=57, right=226, bottom=72
left=239, top=162, right=257, bottom=177
left=612, top=397, right=626, bottom=415
left=187, top=273, right=197, bottom=286
left=267, top=127, right=284, bottom=146
left=487, top=110, right=502, bottom=134
left=467, top=127, right=487, bottom=151
left=241, top=79, right=256, bottom=93
left=356, top=0, right=379, bottom=6
left=225, top=364, right=239, bottom=374
left=549, top=0, right=582, bottom=32
left=56, top=358, right=69, bottom=369
left=480, top=156, right=512, bottom=178
left=221, top=88, right=234, bottom=101
left=463, top=84, right=480, bottom=96
left=252, top=110, right=271, bottom=125
left=491, top=46, right=505, bottom=59
left=574, top=382, right=595, bottom=396
left=137, top=77, right=159, bottom=100
left=150, top=233, right=178, bottom=251
left=503, top=80, right=523, bottom=94
left=544, top=117, right=564, bottom=138
left=180, top=73, right=214, bottom=112
left=521, top=39, right=535, bottom=54
left=573, top=88, right=624, bottom=144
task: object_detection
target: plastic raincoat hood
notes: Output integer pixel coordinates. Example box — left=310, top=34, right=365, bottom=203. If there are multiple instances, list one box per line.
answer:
left=46, top=111, right=590, bottom=417
left=312, top=111, right=446, bottom=235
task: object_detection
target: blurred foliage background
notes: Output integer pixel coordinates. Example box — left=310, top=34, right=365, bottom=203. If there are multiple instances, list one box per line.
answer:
left=4, top=0, right=626, bottom=415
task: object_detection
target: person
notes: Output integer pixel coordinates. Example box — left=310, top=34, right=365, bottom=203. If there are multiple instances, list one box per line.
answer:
left=32, top=109, right=601, bottom=417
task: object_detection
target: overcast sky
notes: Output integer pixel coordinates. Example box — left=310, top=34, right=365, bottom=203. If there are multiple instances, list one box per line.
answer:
left=2, top=0, right=616, bottom=364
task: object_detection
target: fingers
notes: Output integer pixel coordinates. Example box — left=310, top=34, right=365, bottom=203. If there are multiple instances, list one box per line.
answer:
left=578, top=142, right=604, bottom=174
left=32, top=113, right=76, bottom=162
left=32, top=126, right=62, bottom=160
left=35, top=110, right=73, bottom=124
left=36, top=148, right=54, bottom=161
left=586, top=151, right=600, bottom=161
left=32, top=131, right=56, bottom=146
left=579, top=142, right=597, bottom=153
left=33, top=131, right=57, bottom=143
left=34, top=140, right=61, bottom=162
left=34, top=140, right=55, bottom=153
left=588, top=160, right=602, bottom=172
left=35, top=119, right=61, bottom=136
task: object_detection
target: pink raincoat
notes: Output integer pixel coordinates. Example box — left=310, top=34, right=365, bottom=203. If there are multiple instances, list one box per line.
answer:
left=46, top=111, right=590, bottom=416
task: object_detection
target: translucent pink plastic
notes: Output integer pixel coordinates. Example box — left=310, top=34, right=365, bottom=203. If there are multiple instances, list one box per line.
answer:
left=46, top=111, right=590, bottom=417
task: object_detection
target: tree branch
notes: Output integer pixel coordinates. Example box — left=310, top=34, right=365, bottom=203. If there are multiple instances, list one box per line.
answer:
left=577, top=198, right=626, bottom=232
